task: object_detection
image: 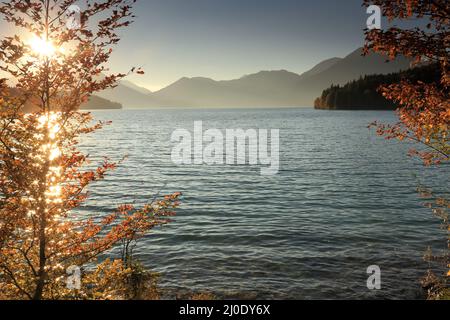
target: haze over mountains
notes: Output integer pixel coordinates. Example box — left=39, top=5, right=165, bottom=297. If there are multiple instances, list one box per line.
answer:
left=5, top=88, right=122, bottom=113
left=97, top=48, right=411, bottom=109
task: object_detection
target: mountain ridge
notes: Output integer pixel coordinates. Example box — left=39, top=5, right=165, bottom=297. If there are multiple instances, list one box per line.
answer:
left=97, top=47, right=412, bottom=108
left=298, top=57, right=342, bottom=79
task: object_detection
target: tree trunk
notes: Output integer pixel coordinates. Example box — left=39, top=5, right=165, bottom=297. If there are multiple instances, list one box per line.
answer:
left=33, top=1, right=52, bottom=300
left=33, top=157, right=49, bottom=300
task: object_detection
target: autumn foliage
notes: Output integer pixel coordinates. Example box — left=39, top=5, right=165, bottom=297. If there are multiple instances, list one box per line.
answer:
left=364, top=0, right=449, bottom=165
left=363, top=0, right=449, bottom=298
left=0, top=0, right=180, bottom=300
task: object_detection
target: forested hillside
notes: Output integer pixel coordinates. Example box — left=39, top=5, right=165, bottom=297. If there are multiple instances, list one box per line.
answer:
left=314, top=64, right=440, bottom=110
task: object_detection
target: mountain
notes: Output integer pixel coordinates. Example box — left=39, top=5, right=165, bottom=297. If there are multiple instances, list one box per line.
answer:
left=120, top=80, right=152, bottom=95
left=81, top=95, right=122, bottom=110
left=96, top=79, right=156, bottom=109
left=287, top=48, right=411, bottom=105
left=152, top=48, right=410, bottom=107
left=298, top=57, right=342, bottom=79
left=96, top=47, right=412, bottom=108
left=153, top=77, right=226, bottom=106
left=314, top=63, right=440, bottom=110
left=299, top=48, right=409, bottom=88
left=152, top=71, right=306, bottom=107
left=4, top=88, right=121, bottom=112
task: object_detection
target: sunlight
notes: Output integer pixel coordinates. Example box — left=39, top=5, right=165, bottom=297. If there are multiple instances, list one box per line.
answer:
left=29, top=35, right=57, bottom=57
left=36, top=113, right=64, bottom=205
left=37, top=113, right=62, bottom=161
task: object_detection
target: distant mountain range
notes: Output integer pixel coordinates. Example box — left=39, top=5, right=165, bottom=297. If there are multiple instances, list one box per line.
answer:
left=97, top=47, right=412, bottom=108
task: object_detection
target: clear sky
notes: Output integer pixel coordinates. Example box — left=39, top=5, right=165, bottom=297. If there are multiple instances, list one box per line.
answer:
left=0, top=0, right=375, bottom=91
left=106, top=0, right=373, bottom=91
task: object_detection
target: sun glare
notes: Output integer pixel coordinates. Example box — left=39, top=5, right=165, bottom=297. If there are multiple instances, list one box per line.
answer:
left=29, top=36, right=57, bottom=57
left=36, top=113, right=63, bottom=203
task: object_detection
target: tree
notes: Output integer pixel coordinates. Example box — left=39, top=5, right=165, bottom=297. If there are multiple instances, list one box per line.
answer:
left=364, top=0, right=449, bottom=165
left=0, top=0, right=180, bottom=300
left=363, top=0, right=449, bottom=298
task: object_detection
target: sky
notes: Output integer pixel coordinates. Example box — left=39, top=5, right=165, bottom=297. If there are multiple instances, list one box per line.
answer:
left=0, top=0, right=376, bottom=91
left=108, top=0, right=373, bottom=91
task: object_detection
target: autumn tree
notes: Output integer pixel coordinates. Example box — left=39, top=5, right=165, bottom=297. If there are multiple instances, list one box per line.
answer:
left=363, top=0, right=449, bottom=298
left=0, top=0, right=180, bottom=300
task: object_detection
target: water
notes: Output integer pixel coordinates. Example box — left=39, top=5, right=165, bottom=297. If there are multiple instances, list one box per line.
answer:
left=79, top=108, right=449, bottom=299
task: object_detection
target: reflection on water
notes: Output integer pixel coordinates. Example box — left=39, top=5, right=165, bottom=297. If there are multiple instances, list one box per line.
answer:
left=78, top=108, right=449, bottom=299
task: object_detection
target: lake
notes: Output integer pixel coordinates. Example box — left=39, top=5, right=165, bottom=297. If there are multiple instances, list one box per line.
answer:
left=78, top=108, right=449, bottom=299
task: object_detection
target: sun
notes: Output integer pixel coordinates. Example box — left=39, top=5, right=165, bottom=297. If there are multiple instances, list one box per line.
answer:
left=29, top=36, right=57, bottom=57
